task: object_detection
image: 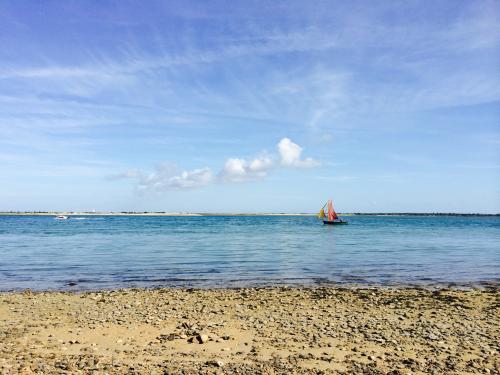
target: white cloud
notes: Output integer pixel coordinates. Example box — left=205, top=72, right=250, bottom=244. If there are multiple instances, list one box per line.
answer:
left=136, top=167, right=214, bottom=192
left=219, top=138, right=319, bottom=183
left=278, top=138, right=320, bottom=168
left=249, top=155, right=273, bottom=172
left=115, top=138, right=318, bottom=192
left=219, top=155, right=273, bottom=182
left=164, top=168, right=214, bottom=189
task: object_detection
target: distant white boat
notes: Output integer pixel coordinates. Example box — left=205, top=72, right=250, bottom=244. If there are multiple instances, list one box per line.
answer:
left=55, top=215, right=69, bottom=220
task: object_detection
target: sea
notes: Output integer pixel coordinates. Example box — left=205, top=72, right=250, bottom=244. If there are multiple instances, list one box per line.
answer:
left=0, top=215, right=498, bottom=291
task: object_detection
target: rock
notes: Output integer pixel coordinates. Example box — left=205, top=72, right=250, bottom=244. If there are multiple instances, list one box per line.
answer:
left=197, top=334, right=209, bottom=344
left=207, top=360, right=224, bottom=367
left=157, top=333, right=177, bottom=343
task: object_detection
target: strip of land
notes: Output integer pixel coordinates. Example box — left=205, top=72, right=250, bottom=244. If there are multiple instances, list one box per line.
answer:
left=1, top=212, right=498, bottom=216
left=0, top=287, right=498, bottom=374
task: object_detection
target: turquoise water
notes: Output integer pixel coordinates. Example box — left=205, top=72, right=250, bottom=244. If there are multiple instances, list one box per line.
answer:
left=0, top=215, right=498, bottom=290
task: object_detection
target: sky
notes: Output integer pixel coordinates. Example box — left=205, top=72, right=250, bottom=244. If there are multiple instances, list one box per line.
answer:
left=0, top=0, right=499, bottom=213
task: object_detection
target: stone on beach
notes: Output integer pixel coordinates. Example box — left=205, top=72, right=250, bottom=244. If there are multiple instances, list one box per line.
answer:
left=197, top=333, right=209, bottom=344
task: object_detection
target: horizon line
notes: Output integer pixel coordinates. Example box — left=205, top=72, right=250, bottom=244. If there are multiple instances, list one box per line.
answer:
left=1, top=211, right=499, bottom=216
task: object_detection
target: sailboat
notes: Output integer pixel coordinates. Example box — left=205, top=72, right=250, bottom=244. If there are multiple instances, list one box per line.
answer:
left=318, top=200, right=348, bottom=225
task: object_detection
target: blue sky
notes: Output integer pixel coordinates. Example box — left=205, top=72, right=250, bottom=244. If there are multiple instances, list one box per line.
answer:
left=0, top=0, right=499, bottom=213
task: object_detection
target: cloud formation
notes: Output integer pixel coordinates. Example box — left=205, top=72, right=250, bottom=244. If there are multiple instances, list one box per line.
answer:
left=116, top=138, right=318, bottom=192
left=109, top=164, right=214, bottom=192
left=136, top=167, right=214, bottom=192
left=278, top=138, right=320, bottom=168
left=219, top=155, right=273, bottom=182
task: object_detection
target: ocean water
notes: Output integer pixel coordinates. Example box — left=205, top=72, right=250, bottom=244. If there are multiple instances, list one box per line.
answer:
left=0, top=215, right=498, bottom=291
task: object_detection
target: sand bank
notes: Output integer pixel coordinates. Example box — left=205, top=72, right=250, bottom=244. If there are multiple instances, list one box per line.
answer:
left=1, top=287, right=498, bottom=374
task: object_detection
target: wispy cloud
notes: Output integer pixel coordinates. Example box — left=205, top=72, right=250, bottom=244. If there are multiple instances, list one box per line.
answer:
left=2, top=21, right=497, bottom=141
left=139, top=167, right=214, bottom=192
left=1, top=2, right=498, bottom=150
left=107, top=169, right=142, bottom=180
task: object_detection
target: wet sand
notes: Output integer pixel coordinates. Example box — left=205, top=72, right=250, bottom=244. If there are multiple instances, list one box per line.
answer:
left=1, top=287, right=498, bottom=374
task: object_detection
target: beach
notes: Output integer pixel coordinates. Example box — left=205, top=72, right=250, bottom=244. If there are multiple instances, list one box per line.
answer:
left=1, top=287, right=498, bottom=374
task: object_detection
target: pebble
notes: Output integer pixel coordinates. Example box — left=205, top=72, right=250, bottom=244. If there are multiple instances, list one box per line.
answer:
left=197, top=334, right=209, bottom=344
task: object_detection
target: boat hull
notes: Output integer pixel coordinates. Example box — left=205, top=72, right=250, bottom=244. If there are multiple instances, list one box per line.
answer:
left=323, top=220, right=348, bottom=225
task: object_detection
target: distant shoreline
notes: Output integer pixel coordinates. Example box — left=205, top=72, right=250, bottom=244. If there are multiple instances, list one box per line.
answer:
left=0, top=212, right=498, bottom=217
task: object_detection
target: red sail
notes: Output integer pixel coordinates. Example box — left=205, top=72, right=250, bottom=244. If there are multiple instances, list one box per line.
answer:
left=331, top=200, right=338, bottom=220
left=328, top=200, right=338, bottom=221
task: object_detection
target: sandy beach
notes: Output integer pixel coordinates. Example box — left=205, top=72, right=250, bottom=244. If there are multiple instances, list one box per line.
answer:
left=0, top=287, right=498, bottom=374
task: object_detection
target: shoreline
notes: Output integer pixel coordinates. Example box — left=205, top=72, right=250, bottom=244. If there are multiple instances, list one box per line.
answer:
left=2, top=280, right=499, bottom=293
left=1, top=286, right=497, bottom=374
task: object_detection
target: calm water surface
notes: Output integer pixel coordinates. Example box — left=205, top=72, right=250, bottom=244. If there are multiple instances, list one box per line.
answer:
left=0, top=215, right=498, bottom=290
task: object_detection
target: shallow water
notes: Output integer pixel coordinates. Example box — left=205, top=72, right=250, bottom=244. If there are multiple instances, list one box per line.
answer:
left=0, top=215, right=498, bottom=290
